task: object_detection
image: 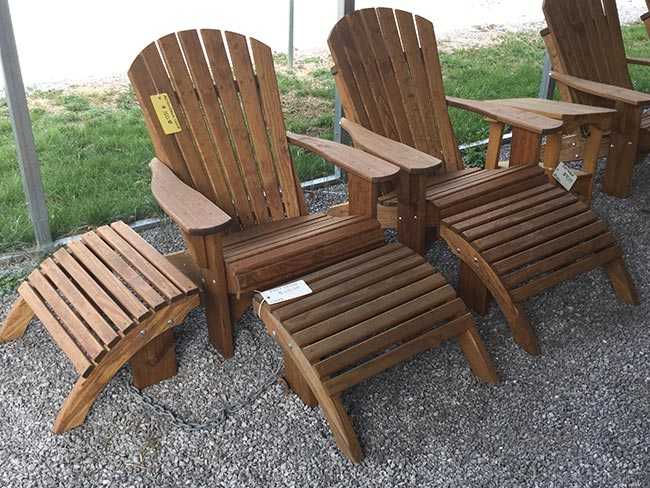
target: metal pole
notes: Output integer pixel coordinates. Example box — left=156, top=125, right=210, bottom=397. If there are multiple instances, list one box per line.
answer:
left=0, top=0, right=52, bottom=251
left=334, top=0, right=355, bottom=147
left=538, top=50, right=556, bottom=99
left=288, top=0, right=295, bottom=70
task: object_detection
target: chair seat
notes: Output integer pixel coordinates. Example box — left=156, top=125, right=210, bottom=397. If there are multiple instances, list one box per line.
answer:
left=378, top=164, right=549, bottom=224
left=223, top=213, right=384, bottom=294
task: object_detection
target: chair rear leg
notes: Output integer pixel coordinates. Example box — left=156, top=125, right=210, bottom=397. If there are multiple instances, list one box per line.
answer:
left=605, top=258, right=640, bottom=305
left=458, top=262, right=491, bottom=316
left=129, top=329, right=177, bottom=389
left=457, top=326, right=498, bottom=384
left=0, top=296, right=34, bottom=342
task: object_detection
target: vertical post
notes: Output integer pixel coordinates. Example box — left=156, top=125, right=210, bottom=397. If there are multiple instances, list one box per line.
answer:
left=538, top=50, right=555, bottom=100
left=0, top=0, right=52, bottom=251
left=288, top=0, right=295, bottom=70
left=334, top=0, right=355, bottom=147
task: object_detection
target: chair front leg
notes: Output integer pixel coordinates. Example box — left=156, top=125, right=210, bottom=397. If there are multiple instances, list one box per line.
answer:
left=183, top=232, right=234, bottom=358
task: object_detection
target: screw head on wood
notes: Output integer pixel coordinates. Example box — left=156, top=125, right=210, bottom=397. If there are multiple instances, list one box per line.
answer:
left=167, top=319, right=174, bottom=325
left=139, top=330, right=145, bottom=336
left=272, top=330, right=277, bottom=337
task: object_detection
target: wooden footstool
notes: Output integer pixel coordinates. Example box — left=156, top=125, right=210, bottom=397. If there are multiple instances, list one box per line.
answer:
left=0, top=221, right=200, bottom=433
left=254, top=243, right=497, bottom=463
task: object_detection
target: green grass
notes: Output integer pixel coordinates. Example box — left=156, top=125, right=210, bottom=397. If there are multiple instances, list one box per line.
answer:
left=1, top=24, right=649, bottom=251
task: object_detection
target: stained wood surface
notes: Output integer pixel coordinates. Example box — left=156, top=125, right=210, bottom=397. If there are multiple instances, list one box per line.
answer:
left=223, top=213, right=384, bottom=293
left=286, top=132, right=399, bottom=182
left=328, top=7, right=464, bottom=172
left=129, top=29, right=304, bottom=229
left=443, top=186, right=625, bottom=306
left=255, top=243, right=497, bottom=462
left=14, top=223, right=199, bottom=377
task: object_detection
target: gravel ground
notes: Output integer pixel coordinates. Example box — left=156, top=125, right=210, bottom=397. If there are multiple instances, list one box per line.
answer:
left=0, top=158, right=649, bottom=487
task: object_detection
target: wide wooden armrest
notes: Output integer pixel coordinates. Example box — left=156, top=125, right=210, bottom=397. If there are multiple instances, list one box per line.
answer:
left=641, top=12, right=650, bottom=21
left=287, top=132, right=399, bottom=182
left=150, top=158, right=232, bottom=236
left=446, top=96, right=563, bottom=134
left=340, top=118, right=442, bottom=175
left=550, top=72, right=650, bottom=106
left=627, top=57, right=650, bottom=67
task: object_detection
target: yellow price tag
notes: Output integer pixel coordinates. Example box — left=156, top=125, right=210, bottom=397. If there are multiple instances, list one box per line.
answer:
left=150, top=93, right=182, bottom=135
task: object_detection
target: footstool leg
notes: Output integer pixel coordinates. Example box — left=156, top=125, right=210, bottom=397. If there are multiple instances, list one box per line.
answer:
left=508, top=303, right=540, bottom=356
left=283, top=352, right=317, bottom=407
left=129, top=329, right=177, bottom=389
left=321, top=396, right=363, bottom=464
left=53, top=298, right=198, bottom=433
left=605, top=258, right=640, bottom=305
left=457, top=326, right=498, bottom=384
left=458, top=262, right=491, bottom=316
left=0, top=296, right=34, bottom=342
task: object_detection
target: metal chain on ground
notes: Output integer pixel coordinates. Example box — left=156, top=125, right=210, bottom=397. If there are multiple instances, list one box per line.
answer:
left=124, top=327, right=284, bottom=433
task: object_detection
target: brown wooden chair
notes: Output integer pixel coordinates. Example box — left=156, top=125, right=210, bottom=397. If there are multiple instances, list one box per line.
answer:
left=643, top=1, right=650, bottom=39
left=328, top=8, right=639, bottom=355
left=129, top=29, right=399, bottom=359
left=328, top=7, right=568, bottom=255
left=541, top=0, right=650, bottom=198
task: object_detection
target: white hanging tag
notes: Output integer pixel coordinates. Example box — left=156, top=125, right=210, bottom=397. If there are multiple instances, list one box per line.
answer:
left=553, top=162, right=578, bottom=191
left=260, top=280, right=313, bottom=305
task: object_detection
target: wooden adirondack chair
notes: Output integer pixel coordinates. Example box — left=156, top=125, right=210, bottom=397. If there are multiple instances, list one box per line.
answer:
left=541, top=0, right=650, bottom=198
left=328, top=8, right=639, bottom=355
left=129, top=29, right=399, bottom=358
left=328, top=7, right=568, bottom=255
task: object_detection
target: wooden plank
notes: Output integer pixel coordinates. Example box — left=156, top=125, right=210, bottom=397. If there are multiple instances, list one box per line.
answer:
left=492, top=220, right=609, bottom=274
left=110, top=222, right=197, bottom=295
left=232, top=227, right=384, bottom=293
left=249, top=37, right=302, bottom=218
left=225, top=31, right=285, bottom=220
left=314, top=300, right=468, bottom=376
left=289, top=271, right=445, bottom=336
left=276, top=255, right=426, bottom=322
left=301, top=283, right=457, bottom=357
left=82, top=232, right=165, bottom=310
left=395, top=8, right=441, bottom=157
left=224, top=214, right=328, bottom=249
left=18, top=282, right=93, bottom=376
left=324, top=312, right=468, bottom=395
left=97, top=226, right=182, bottom=301
left=448, top=186, right=566, bottom=231
left=503, top=233, right=617, bottom=287
left=483, top=211, right=599, bottom=263
left=140, top=42, right=218, bottom=203
left=128, top=54, right=192, bottom=185
left=376, top=8, right=429, bottom=152
left=200, top=29, right=271, bottom=224
left=40, top=259, right=120, bottom=346
left=226, top=217, right=380, bottom=275
left=225, top=215, right=365, bottom=260
left=53, top=248, right=134, bottom=332
left=416, top=14, right=464, bottom=170
left=27, top=271, right=106, bottom=362
left=176, top=29, right=254, bottom=225
left=510, top=245, right=621, bottom=301
left=67, top=240, right=150, bottom=321
left=156, top=33, right=235, bottom=217
left=473, top=202, right=589, bottom=251
left=462, top=193, right=578, bottom=241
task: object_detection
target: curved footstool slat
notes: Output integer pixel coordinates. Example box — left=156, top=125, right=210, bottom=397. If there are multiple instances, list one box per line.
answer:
left=441, top=185, right=639, bottom=354
left=0, top=221, right=200, bottom=432
left=255, top=243, right=497, bottom=463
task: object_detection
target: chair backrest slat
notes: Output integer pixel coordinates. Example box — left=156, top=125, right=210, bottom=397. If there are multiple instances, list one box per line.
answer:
left=129, top=29, right=303, bottom=230
left=543, top=0, right=632, bottom=106
left=328, top=8, right=464, bottom=173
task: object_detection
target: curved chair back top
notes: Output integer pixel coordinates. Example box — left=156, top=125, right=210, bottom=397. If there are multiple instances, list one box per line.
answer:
left=129, top=29, right=304, bottom=230
left=542, top=0, right=632, bottom=105
left=328, top=8, right=464, bottom=173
